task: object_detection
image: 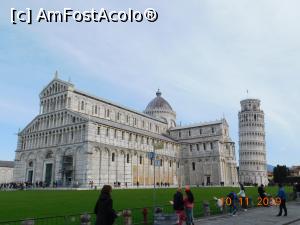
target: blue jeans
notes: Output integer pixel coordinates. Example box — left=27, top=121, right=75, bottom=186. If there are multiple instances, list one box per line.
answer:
left=229, top=204, right=237, bottom=215
left=185, top=208, right=193, bottom=225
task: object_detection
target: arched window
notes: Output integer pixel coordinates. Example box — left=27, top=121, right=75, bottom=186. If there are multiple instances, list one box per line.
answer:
left=28, top=161, right=33, bottom=167
left=112, top=153, right=115, bottom=162
left=81, top=101, right=84, bottom=110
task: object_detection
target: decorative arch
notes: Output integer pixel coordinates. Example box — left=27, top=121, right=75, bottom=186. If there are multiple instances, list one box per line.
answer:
left=27, top=152, right=36, bottom=161
left=61, top=148, right=73, bottom=160
left=45, top=151, right=54, bottom=159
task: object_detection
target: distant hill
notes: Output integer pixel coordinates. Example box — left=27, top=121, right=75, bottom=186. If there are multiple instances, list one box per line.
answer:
left=267, top=164, right=275, bottom=172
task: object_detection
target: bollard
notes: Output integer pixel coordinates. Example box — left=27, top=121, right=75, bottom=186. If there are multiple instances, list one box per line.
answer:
left=21, top=219, right=35, bottom=225
left=80, top=213, right=91, bottom=225
left=155, top=207, right=163, bottom=214
left=142, top=208, right=148, bottom=225
left=248, top=197, right=253, bottom=208
left=122, top=209, right=132, bottom=225
left=203, top=201, right=210, bottom=216
left=297, top=192, right=300, bottom=201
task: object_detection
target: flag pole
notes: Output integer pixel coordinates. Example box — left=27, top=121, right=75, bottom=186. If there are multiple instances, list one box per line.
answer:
left=152, top=141, right=163, bottom=221
left=153, top=143, right=156, bottom=221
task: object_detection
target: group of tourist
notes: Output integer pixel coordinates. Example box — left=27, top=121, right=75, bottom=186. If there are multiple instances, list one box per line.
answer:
left=92, top=182, right=291, bottom=225
left=0, top=182, right=36, bottom=190
left=226, top=183, right=288, bottom=217
left=0, top=181, right=62, bottom=190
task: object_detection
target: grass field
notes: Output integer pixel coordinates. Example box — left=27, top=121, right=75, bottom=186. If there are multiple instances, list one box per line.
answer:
left=0, top=186, right=292, bottom=221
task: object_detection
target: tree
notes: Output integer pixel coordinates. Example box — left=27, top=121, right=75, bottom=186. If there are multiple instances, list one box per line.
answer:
left=273, top=165, right=290, bottom=184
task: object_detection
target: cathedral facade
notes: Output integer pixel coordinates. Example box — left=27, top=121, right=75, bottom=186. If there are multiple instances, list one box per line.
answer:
left=13, top=76, right=238, bottom=187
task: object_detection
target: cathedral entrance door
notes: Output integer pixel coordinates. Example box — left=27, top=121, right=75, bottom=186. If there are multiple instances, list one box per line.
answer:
left=65, top=171, right=73, bottom=186
left=27, top=170, right=33, bottom=183
left=45, top=163, right=53, bottom=187
left=206, top=176, right=210, bottom=185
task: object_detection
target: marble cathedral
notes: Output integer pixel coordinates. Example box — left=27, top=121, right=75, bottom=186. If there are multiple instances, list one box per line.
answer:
left=13, top=76, right=238, bottom=188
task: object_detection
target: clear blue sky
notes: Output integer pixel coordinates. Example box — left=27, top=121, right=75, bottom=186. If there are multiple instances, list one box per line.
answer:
left=1, top=0, right=299, bottom=167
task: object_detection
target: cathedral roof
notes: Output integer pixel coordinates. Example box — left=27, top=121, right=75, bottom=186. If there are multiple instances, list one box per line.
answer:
left=0, top=161, right=14, bottom=168
left=169, top=119, right=227, bottom=130
left=144, top=90, right=174, bottom=113
left=74, top=89, right=167, bottom=124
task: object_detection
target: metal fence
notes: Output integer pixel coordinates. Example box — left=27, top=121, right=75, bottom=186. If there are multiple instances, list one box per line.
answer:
left=0, top=193, right=295, bottom=225
left=0, top=199, right=239, bottom=225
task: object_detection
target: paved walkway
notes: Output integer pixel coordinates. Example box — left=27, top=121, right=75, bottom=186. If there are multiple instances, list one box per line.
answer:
left=195, top=201, right=300, bottom=225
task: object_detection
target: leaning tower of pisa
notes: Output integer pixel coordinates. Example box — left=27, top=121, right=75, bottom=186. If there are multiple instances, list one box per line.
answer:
left=238, top=99, right=268, bottom=185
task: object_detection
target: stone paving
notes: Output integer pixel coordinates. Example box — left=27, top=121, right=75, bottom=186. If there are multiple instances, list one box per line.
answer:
left=195, top=201, right=300, bottom=225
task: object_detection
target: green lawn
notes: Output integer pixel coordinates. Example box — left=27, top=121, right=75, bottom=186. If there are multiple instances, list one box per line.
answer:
left=0, top=186, right=292, bottom=222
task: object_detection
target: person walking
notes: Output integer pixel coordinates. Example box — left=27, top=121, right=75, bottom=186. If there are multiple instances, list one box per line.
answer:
left=276, top=183, right=287, bottom=216
left=184, top=186, right=195, bottom=225
left=94, top=185, right=118, bottom=225
left=237, top=184, right=247, bottom=211
left=173, top=187, right=185, bottom=225
left=227, top=191, right=237, bottom=216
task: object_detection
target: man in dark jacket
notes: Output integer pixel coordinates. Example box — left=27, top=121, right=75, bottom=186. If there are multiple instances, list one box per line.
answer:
left=276, top=183, right=287, bottom=216
left=94, top=185, right=117, bottom=225
left=258, top=184, right=266, bottom=199
left=173, top=188, right=185, bottom=225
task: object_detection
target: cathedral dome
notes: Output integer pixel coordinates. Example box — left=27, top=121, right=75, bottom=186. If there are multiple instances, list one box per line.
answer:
left=144, top=90, right=176, bottom=128
left=145, top=90, right=174, bottom=112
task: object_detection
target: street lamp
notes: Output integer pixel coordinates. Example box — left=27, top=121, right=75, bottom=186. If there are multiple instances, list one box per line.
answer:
left=151, top=141, right=164, bottom=218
